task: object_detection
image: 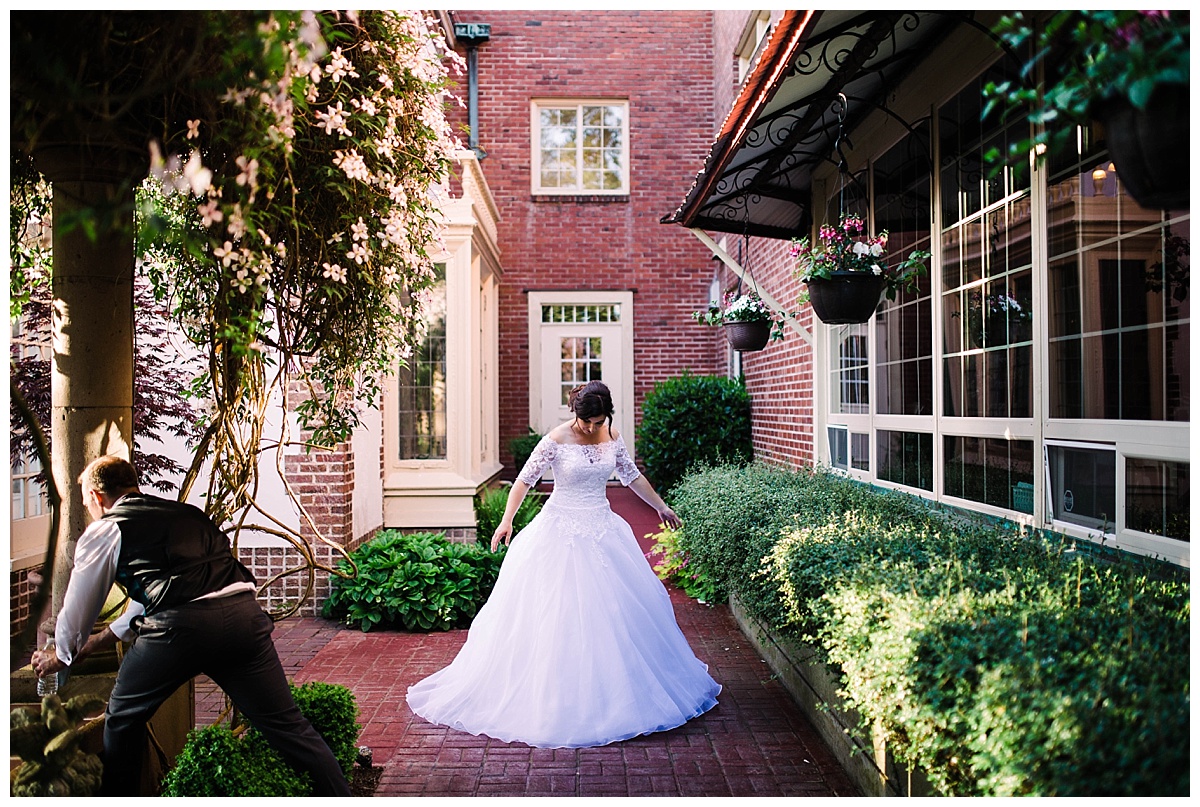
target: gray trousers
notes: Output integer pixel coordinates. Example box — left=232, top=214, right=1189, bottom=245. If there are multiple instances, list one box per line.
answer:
left=101, top=591, right=351, bottom=796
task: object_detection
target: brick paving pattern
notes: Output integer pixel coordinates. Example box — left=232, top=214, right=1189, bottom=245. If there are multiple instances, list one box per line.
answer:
left=196, top=487, right=859, bottom=797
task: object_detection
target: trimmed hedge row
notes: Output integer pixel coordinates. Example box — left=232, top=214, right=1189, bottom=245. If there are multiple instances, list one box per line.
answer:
left=666, top=463, right=1189, bottom=797
left=162, top=681, right=361, bottom=796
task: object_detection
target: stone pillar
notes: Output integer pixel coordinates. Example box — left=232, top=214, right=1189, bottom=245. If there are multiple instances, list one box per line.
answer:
left=41, top=170, right=137, bottom=634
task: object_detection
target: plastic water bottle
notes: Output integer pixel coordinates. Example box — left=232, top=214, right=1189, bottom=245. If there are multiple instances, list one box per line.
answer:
left=36, top=639, right=58, bottom=696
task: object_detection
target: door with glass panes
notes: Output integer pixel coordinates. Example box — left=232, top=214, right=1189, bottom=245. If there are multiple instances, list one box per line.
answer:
left=529, top=293, right=633, bottom=480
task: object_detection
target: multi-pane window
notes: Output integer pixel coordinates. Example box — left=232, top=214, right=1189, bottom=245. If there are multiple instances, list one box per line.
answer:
left=559, top=337, right=602, bottom=406
left=940, top=63, right=1034, bottom=420
left=833, top=328, right=869, bottom=415
left=533, top=101, right=628, bottom=194
left=736, top=11, right=772, bottom=83
left=877, top=430, right=933, bottom=491
left=11, top=456, right=46, bottom=522
left=1125, top=457, right=1189, bottom=541
left=1045, top=124, right=1190, bottom=422
left=945, top=435, right=1036, bottom=513
left=11, top=316, right=49, bottom=521
left=875, top=120, right=933, bottom=416
left=541, top=304, right=621, bottom=323
left=397, top=264, right=447, bottom=460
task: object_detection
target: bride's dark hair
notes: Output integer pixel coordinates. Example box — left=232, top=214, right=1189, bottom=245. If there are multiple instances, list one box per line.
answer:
left=568, top=381, right=614, bottom=434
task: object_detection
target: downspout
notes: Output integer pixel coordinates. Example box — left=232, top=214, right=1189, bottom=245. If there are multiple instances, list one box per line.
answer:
left=454, top=22, right=491, bottom=159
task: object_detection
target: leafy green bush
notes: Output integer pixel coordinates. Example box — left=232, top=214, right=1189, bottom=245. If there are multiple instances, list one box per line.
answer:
left=508, top=427, right=542, bottom=473
left=636, top=372, right=752, bottom=495
left=645, top=525, right=720, bottom=602
left=321, top=531, right=505, bottom=631
left=283, top=681, right=361, bottom=774
left=161, top=681, right=360, bottom=796
left=474, top=482, right=547, bottom=547
left=671, top=463, right=1190, bottom=797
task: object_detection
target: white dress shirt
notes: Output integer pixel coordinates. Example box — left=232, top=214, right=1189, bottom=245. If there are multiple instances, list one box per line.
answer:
left=54, top=498, right=256, bottom=666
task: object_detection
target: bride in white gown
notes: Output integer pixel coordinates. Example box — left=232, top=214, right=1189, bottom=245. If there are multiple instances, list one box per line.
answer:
left=406, top=381, right=720, bottom=748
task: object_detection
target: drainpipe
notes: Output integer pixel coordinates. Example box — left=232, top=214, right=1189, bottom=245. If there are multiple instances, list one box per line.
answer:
left=454, top=22, right=490, bottom=159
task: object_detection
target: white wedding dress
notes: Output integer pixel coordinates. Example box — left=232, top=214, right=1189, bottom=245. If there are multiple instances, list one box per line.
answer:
left=406, top=434, right=720, bottom=748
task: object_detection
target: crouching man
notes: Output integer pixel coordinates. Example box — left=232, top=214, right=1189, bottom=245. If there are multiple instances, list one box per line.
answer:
left=33, top=455, right=351, bottom=796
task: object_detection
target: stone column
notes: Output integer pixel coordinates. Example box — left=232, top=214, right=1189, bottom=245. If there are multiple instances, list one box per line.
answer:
left=39, top=163, right=137, bottom=634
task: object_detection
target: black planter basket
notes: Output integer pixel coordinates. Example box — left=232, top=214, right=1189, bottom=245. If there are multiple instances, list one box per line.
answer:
left=723, top=319, right=772, bottom=351
left=1098, top=83, right=1189, bottom=211
left=806, top=272, right=887, bottom=325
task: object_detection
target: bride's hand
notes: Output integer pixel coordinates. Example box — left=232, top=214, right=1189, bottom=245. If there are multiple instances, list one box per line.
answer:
left=491, top=521, right=513, bottom=552
left=658, top=507, right=682, bottom=530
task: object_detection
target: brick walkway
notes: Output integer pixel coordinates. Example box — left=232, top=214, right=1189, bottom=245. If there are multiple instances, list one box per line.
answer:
left=196, top=487, right=859, bottom=797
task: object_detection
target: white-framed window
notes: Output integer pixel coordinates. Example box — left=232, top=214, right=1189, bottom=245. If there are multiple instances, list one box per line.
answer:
left=736, top=11, right=772, bottom=84
left=11, top=314, right=52, bottom=570
left=531, top=99, right=629, bottom=195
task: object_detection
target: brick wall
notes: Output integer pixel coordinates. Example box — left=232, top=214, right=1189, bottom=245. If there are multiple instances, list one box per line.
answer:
left=706, top=11, right=816, bottom=471
left=10, top=567, right=42, bottom=650
left=451, top=10, right=724, bottom=475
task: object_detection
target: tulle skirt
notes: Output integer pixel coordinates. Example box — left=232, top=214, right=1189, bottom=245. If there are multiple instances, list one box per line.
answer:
left=405, top=499, right=721, bottom=748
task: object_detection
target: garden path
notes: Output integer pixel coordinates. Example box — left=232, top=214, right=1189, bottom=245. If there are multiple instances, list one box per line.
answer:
left=196, top=485, right=859, bottom=797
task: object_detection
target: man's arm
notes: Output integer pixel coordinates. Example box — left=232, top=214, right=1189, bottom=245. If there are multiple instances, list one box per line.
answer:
left=48, top=520, right=123, bottom=667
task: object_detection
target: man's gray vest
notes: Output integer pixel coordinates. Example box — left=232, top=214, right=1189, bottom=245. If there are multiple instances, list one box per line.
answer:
left=101, top=493, right=255, bottom=615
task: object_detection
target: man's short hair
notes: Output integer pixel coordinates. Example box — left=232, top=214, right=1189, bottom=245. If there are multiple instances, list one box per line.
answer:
left=79, top=455, right=139, bottom=495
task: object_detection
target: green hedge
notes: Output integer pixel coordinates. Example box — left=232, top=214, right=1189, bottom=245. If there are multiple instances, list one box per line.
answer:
left=668, top=463, right=1189, bottom=797
left=636, top=371, right=752, bottom=495
left=474, top=482, right=547, bottom=548
left=322, top=531, right=505, bottom=631
left=161, top=681, right=360, bottom=796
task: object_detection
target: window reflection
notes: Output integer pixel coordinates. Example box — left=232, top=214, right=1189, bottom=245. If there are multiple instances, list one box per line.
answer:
left=944, top=435, right=1035, bottom=512
left=939, top=65, right=1032, bottom=421
left=1046, top=143, right=1190, bottom=421
left=1126, top=458, right=1190, bottom=541
left=875, top=120, right=932, bottom=416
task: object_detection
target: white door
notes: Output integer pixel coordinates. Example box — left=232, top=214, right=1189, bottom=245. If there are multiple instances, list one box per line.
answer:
left=540, top=327, right=622, bottom=431
left=529, top=293, right=635, bottom=476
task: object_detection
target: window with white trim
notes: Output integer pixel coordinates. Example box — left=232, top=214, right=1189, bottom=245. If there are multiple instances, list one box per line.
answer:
left=736, top=11, right=772, bottom=84
left=532, top=100, right=629, bottom=195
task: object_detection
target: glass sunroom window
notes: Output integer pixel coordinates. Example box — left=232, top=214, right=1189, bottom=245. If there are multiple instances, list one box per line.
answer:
left=940, top=63, right=1034, bottom=421
left=1045, top=122, right=1190, bottom=422
left=875, top=120, right=933, bottom=416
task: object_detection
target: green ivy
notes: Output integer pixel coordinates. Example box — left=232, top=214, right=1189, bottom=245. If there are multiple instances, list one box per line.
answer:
left=636, top=372, right=752, bottom=496
left=670, top=462, right=1189, bottom=797
left=161, top=681, right=359, bottom=796
left=321, top=531, right=505, bottom=632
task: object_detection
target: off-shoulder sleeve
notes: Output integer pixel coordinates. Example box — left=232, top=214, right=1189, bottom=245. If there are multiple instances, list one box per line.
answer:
left=517, top=435, right=559, bottom=487
left=613, top=435, right=642, bottom=486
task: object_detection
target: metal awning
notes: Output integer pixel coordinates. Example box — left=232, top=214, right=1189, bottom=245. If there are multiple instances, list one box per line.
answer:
left=662, top=10, right=974, bottom=241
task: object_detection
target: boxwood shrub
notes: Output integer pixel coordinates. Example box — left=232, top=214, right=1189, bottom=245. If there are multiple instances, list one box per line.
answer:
left=322, top=530, right=505, bottom=631
left=668, top=463, right=1189, bottom=797
left=636, top=371, right=752, bottom=495
left=161, top=681, right=360, bottom=796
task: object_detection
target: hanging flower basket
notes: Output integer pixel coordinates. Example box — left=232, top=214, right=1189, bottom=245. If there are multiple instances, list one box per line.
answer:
left=693, top=290, right=785, bottom=349
left=1097, top=82, right=1190, bottom=210
left=723, top=319, right=772, bottom=351
left=792, top=214, right=930, bottom=326
left=805, top=272, right=888, bottom=325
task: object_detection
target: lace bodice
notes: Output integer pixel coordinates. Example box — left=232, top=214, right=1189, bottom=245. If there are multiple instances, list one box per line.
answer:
left=517, top=435, right=641, bottom=508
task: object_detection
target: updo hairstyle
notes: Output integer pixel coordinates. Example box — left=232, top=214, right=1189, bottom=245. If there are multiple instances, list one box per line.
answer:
left=567, top=380, right=614, bottom=434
